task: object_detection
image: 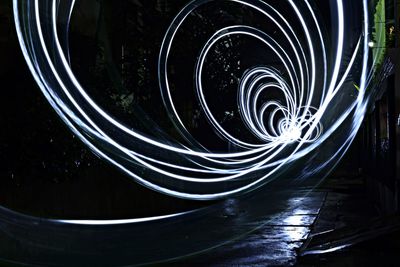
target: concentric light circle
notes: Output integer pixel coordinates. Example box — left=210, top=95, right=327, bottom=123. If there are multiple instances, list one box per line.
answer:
left=13, top=0, right=372, bottom=200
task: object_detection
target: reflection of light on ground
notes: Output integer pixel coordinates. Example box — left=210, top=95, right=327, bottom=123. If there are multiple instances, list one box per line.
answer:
left=276, top=200, right=318, bottom=241
left=282, top=215, right=312, bottom=241
left=284, top=215, right=305, bottom=226
left=288, top=197, right=304, bottom=204
left=293, top=207, right=319, bottom=215
left=283, top=214, right=316, bottom=226
left=284, top=226, right=310, bottom=241
left=262, top=201, right=317, bottom=244
left=174, top=192, right=325, bottom=265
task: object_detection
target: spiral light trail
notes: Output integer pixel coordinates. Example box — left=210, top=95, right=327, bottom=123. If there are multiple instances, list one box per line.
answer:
left=0, top=1, right=378, bottom=265
left=13, top=0, right=372, bottom=201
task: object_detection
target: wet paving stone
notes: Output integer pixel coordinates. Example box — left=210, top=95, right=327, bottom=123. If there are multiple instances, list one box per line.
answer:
left=171, top=192, right=326, bottom=266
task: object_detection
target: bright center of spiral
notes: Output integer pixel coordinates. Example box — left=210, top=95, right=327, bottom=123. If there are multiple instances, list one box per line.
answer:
left=280, top=126, right=302, bottom=143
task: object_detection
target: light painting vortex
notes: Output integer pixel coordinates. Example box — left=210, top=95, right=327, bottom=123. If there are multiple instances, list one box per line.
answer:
left=13, top=0, right=372, bottom=201
left=0, top=0, right=381, bottom=265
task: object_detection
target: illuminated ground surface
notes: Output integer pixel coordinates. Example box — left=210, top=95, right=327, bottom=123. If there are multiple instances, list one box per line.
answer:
left=165, top=190, right=324, bottom=266
left=1, top=174, right=399, bottom=266
left=171, top=175, right=389, bottom=266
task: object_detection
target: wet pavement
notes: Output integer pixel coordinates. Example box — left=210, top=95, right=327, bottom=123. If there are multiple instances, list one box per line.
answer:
left=170, top=191, right=327, bottom=266
left=297, top=176, right=400, bottom=267
left=170, top=175, right=385, bottom=266
left=0, top=173, right=388, bottom=266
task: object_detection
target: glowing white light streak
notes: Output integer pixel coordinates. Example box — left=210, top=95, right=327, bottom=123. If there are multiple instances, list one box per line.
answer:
left=13, top=0, right=372, bottom=201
